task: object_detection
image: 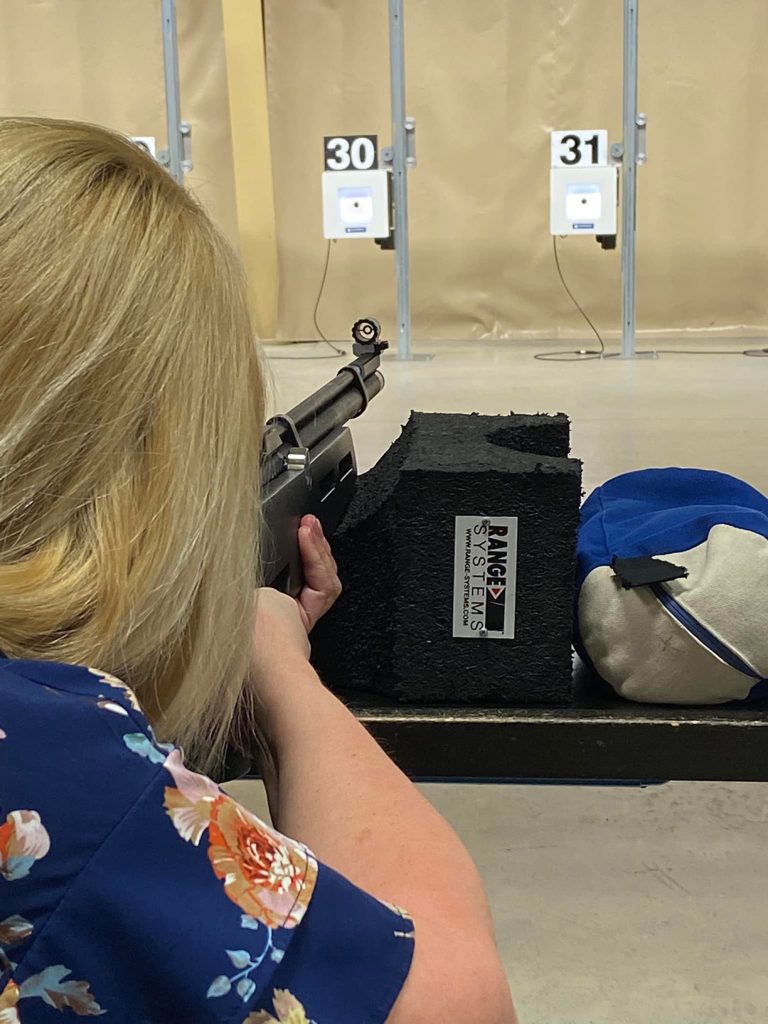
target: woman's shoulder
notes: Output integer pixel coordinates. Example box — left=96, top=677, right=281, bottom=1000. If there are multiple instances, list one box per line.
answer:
left=1, top=657, right=146, bottom=718
left=1, top=657, right=143, bottom=709
left=0, top=657, right=168, bottom=794
left=0, top=659, right=414, bottom=1022
left=0, top=657, right=176, bottom=895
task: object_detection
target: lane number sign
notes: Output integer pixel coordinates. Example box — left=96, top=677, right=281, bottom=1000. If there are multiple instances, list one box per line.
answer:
left=324, top=134, right=378, bottom=172
left=550, top=130, right=608, bottom=168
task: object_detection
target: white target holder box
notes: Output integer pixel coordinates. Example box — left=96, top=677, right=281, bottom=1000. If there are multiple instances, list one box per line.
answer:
left=322, top=169, right=390, bottom=240
left=549, top=165, right=618, bottom=236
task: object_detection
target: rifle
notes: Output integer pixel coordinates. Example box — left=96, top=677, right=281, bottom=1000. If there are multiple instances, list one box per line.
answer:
left=261, top=317, right=388, bottom=595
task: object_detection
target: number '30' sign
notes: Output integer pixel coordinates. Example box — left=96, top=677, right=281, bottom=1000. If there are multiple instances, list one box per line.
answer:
left=324, top=135, right=378, bottom=171
left=550, top=130, right=608, bottom=168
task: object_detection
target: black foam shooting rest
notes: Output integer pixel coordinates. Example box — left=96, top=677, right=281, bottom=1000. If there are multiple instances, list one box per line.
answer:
left=296, top=412, right=768, bottom=785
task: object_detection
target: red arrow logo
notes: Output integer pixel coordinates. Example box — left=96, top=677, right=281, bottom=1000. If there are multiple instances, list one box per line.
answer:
left=487, top=585, right=505, bottom=601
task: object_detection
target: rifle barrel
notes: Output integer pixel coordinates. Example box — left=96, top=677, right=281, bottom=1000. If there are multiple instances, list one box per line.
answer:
left=288, top=356, right=380, bottom=433
left=261, top=369, right=383, bottom=485
left=296, top=369, right=383, bottom=450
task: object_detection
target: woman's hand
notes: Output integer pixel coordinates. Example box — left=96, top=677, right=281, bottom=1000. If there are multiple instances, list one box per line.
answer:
left=295, top=514, right=342, bottom=631
left=250, top=515, right=341, bottom=686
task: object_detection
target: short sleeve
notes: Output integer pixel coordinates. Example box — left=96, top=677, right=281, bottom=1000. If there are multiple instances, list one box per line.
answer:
left=258, top=860, right=415, bottom=1024
left=10, top=741, right=413, bottom=1023
left=1, top=662, right=413, bottom=1023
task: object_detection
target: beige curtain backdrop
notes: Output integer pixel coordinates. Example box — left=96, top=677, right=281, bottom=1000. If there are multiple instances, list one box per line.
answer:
left=0, top=0, right=239, bottom=260
left=264, top=0, right=768, bottom=342
left=221, top=0, right=278, bottom=338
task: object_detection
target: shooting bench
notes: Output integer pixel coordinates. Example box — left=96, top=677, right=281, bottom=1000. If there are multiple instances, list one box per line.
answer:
left=260, top=321, right=768, bottom=786
left=352, top=675, right=768, bottom=784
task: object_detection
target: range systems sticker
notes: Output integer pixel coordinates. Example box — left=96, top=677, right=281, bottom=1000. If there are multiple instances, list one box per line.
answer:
left=452, top=516, right=518, bottom=639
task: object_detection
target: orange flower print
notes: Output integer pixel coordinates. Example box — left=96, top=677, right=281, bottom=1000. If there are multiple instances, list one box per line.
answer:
left=208, top=797, right=317, bottom=930
left=162, top=750, right=317, bottom=929
left=244, top=988, right=310, bottom=1024
left=0, top=981, right=20, bottom=1024
left=0, top=811, right=50, bottom=881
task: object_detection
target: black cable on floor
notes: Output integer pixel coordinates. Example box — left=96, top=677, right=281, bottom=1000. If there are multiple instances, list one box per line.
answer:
left=271, top=234, right=768, bottom=363
left=270, top=240, right=346, bottom=360
left=653, top=346, right=768, bottom=357
left=534, top=237, right=608, bottom=361
left=312, top=240, right=346, bottom=356
left=653, top=349, right=751, bottom=355
left=534, top=238, right=764, bottom=362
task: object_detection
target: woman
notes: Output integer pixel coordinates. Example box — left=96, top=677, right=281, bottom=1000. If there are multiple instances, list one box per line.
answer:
left=0, top=118, right=515, bottom=1024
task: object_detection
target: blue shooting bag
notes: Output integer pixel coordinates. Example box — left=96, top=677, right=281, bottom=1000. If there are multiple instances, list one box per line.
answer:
left=576, top=468, right=768, bottom=704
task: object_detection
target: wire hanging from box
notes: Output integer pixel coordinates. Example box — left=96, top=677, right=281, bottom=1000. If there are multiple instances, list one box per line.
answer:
left=269, top=239, right=346, bottom=359
left=536, top=239, right=756, bottom=362
left=312, top=240, right=346, bottom=355
left=534, top=237, right=607, bottom=361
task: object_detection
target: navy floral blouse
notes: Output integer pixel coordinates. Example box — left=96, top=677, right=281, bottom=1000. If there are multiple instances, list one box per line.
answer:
left=0, top=659, right=414, bottom=1023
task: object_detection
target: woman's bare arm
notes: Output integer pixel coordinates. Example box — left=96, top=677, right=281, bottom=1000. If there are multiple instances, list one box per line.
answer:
left=251, top=516, right=517, bottom=1024
left=261, top=650, right=516, bottom=1024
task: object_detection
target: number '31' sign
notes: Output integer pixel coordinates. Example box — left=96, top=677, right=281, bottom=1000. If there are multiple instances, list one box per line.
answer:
left=324, top=135, right=378, bottom=172
left=550, top=130, right=608, bottom=168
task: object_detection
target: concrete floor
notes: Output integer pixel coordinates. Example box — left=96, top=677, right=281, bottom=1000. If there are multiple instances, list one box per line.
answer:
left=244, top=338, right=768, bottom=1023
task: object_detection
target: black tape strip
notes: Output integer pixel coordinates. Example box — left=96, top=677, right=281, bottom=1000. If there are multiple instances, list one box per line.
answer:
left=611, top=555, right=689, bottom=590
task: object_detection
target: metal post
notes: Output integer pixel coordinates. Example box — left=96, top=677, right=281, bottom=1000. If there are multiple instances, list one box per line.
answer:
left=621, top=0, right=639, bottom=357
left=161, top=0, right=185, bottom=184
left=388, top=0, right=412, bottom=360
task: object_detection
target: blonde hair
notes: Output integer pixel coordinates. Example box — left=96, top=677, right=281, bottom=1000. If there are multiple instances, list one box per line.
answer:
left=0, top=117, right=263, bottom=774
